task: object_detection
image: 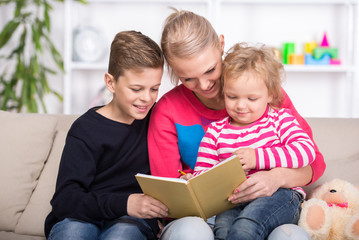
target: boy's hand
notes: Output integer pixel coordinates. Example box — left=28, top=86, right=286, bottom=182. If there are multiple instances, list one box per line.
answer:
left=127, top=193, right=168, bottom=218
left=157, top=220, right=165, bottom=239
left=232, top=148, right=256, bottom=173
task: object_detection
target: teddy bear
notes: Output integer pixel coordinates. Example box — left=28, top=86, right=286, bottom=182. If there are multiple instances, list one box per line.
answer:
left=298, top=178, right=359, bottom=240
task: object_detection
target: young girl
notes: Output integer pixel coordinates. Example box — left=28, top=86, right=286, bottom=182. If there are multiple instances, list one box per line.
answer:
left=45, top=31, right=167, bottom=240
left=149, top=9, right=324, bottom=240
left=193, top=43, right=316, bottom=239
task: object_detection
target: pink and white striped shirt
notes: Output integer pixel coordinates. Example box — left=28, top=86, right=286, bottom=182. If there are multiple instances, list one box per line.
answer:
left=194, top=107, right=316, bottom=196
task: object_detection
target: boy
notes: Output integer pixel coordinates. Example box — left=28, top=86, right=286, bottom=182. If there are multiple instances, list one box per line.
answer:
left=45, top=31, right=168, bottom=240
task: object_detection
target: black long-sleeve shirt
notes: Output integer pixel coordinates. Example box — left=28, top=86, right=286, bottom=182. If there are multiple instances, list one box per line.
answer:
left=45, top=107, right=158, bottom=237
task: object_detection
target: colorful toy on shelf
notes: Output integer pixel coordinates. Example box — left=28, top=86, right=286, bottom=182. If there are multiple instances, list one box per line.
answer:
left=330, top=59, right=341, bottom=65
left=304, top=53, right=330, bottom=65
left=289, top=54, right=304, bottom=64
left=282, top=32, right=341, bottom=65
left=313, top=47, right=338, bottom=59
left=320, top=32, right=330, bottom=47
left=304, top=41, right=317, bottom=54
left=283, top=42, right=295, bottom=64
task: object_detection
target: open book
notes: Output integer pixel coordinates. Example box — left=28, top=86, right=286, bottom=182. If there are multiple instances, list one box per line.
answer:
left=135, top=155, right=246, bottom=221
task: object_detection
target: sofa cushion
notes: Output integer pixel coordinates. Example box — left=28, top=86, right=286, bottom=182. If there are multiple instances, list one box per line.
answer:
left=0, top=231, right=45, bottom=240
left=15, top=131, right=67, bottom=236
left=304, top=118, right=359, bottom=194
left=0, top=111, right=57, bottom=232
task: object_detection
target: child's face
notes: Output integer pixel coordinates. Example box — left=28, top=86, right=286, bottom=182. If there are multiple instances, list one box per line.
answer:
left=111, top=67, right=163, bottom=124
left=224, top=71, right=272, bottom=127
left=170, top=45, right=223, bottom=101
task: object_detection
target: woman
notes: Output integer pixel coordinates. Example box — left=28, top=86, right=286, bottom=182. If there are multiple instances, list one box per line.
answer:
left=150, top=9, right=325, bottom=240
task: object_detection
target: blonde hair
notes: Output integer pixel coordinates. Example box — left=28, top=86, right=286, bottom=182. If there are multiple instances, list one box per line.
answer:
left=222, top=43, right=285, bottom=108
left=161, top=8, right=221, bottom=85
left=108, top=31, right=163, bottom=81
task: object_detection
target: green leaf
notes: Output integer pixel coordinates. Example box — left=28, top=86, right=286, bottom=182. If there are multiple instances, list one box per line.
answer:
left=0, top=1, right=13, bottom=5
left=33, top=0, right=41, bottom=6
left=44, top=66, right=57, bottom=75
left=44, top=2, right=51, bottom=31
left=14, top=0, right=26, bottom=18
left=75, top=0, right=88, bottom=4
left=0, top=20, right=21, bottom=48
left=28, top=97, right=38, bottom=113
left=39, top=97, right=47, bottom=113
left=46, top=36, right=64, bottom=72
left=32, top=20, right=42, bottom=52
left=51, top=90, right=63, bottom=101
left=39, top=67, right=50, bottom=93
left=0, top=0, right=81, bottom=112
left=20, top=76, right=28, bottom=108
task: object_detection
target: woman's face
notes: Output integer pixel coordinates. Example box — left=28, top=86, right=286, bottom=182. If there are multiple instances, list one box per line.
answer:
left=169, top=42, right=224, bottom=102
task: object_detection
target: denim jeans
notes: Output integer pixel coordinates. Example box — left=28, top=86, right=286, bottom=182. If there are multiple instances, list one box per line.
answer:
left=214, top=188, right=303, bottom=240
left=48, top=216, right=154, bottom=240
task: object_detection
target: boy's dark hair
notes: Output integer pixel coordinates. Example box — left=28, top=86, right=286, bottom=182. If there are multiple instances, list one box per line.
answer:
left=108, top=31, right=164, bottom=81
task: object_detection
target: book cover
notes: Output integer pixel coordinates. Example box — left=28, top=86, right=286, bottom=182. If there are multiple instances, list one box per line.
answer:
left=135, top=155, right=246, bottom=220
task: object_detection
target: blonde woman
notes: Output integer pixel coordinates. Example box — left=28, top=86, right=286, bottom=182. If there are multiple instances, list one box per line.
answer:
left=150, top=9, right=324, bottom=240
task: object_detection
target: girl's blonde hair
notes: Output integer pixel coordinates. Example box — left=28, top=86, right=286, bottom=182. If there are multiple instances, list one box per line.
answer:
left=161, top=8, right=221, bottom=85
left=222, top=43, right=285, bottom=108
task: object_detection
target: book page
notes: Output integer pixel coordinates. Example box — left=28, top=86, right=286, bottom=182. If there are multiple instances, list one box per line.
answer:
left=135, top=173, right=187, bottom=183
left=135, top=174, right=203, bottom=219
left=188, top=155, right=246, bottom=219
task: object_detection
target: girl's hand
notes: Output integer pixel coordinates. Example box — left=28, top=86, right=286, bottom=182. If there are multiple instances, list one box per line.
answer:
left=127, top=193, right=168, bottom=218
left=228, top=170, right=281, bottom=204
left=180, top=173, right=194, bottom=180
left=232, top=148, right=256, bottom=173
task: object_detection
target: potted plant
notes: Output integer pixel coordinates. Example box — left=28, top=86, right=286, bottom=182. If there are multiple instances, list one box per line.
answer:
left=0, top=0, right=86, bottom=113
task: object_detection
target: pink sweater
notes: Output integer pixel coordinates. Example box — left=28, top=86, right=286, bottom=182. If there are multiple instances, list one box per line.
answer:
left=148, top=84, right=325, bottom=184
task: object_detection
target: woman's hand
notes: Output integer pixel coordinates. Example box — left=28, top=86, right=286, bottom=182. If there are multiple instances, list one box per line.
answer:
left=228, top=166, right=312, bottom=204
left=228, top=170, right=282, bottom=204
left=127, top=193, right=168, bottom=218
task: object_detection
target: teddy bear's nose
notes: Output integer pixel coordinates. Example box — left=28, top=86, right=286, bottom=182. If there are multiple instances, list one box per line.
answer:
left=330, top=189, right=337, bottom=193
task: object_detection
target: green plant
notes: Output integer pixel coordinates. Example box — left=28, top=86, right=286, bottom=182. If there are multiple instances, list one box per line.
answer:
left=0, top=0, right=86, bottom=112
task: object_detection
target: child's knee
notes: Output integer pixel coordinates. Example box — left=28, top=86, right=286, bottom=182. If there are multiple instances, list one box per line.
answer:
left=268, top=224, right=311, bottom=240
left=161, top=217, right=213, bottom=240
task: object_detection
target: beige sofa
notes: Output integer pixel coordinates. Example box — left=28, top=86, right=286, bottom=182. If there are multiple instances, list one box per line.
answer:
left=0, top=110, right=358, bottom=240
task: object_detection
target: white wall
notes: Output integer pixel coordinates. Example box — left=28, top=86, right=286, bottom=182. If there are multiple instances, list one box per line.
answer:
left=1, top=1, right=358, bottom=117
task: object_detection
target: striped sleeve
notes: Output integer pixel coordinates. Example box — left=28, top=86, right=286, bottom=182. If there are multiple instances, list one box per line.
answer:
left=193, top=121, right=222, bottom=176
left=256, top=109, right=316, bottom=169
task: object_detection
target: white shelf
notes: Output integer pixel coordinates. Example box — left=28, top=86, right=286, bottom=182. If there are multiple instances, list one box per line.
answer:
left=63, top=0, right=359, bottom=117
left=69, top=62, right=356, bottom=73
left=85, top=0, right=210, bottom=2
left=220, top=0, right=357, bottom=4
left=70, top=62, right=108, bottom=70
left=284, top=65, right=356, bottom=73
